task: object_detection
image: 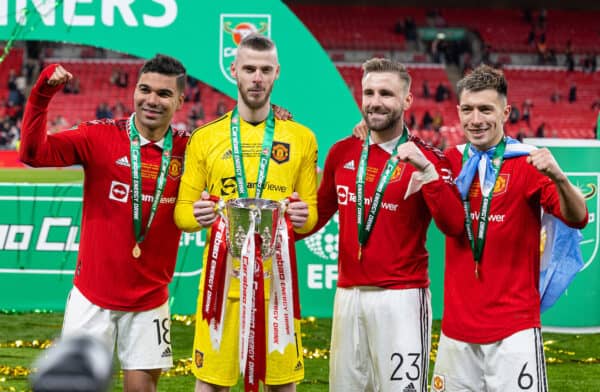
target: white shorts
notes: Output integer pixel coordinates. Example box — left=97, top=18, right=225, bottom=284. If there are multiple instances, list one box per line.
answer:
left=329, top=287, right=432, bottom=392
left=62, top=286, right=173, bottom=370
left=432, top=328, right=548, bottom=392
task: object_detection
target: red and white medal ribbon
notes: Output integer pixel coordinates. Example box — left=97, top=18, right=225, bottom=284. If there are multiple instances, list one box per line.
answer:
left=202, top=198, right=230, bottom=350
left=268, top=200, right=296, bottom=353
left=239, top=214, right=255, bottom=379
left=239, top=213, right=266, bottom=391
left=207, top=258, right=231, bottom=350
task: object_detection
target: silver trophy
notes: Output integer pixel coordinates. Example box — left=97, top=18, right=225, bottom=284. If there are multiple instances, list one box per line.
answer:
left=225, top=198, right=282, bottom=258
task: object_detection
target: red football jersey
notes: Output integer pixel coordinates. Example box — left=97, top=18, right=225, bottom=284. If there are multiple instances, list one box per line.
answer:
left=309, top=135, right=463, bottom=289
left=20, top=66, right=189, bottom=311
left=442, top=146, right=588, bottom=343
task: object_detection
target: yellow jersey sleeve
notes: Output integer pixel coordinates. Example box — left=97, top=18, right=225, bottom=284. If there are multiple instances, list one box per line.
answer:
left=173, top=115, right=226, bottom=232
left=290, top=121, right=318, bottom=234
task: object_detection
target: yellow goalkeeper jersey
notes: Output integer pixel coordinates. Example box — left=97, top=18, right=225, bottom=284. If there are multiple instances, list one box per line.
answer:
left=174, top=110, right=318, bottom=297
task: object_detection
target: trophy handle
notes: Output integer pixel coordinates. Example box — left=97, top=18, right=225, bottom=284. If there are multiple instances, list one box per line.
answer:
left=214, top=198, right=226, bottom=218
left=278, top=198, right=290, bottom=216
left=214, top=199, right=232, bottom=250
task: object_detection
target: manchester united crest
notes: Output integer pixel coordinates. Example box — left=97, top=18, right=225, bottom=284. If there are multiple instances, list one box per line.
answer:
left=271, top=141, right=290, bottom=164
left=168, top=156, right=183, bottom=179
left=390, top=162, right=406, bottom=183
left=468, top=173, right=509, bottom=197
left=432, top=374, right=445, bottom=391
left=194, top=350, right=204, bottom=368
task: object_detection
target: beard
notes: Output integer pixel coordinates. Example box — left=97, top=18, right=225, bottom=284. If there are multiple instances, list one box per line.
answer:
left=239, top=82, right=274, bottom=110
left=362, top=109, right=403, bottom=132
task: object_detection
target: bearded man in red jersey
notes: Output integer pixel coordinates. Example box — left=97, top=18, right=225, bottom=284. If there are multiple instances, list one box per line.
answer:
left=301, top=58, right=464, bottom=392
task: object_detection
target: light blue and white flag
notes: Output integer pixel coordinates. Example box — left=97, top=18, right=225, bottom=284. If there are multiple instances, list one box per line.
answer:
left=456, top=137, right=535, bottom=199
left=538, top=214, right=584, bottom=312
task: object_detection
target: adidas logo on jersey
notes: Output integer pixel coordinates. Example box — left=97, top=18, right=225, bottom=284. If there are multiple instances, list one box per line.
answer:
left=343, top=160, right=355, bottom=170
left=115, top=156, right=130, bottom=167
left=403, top=382, right=417, bottom=392
left=161, top=346, right=172, bottom=358
left=294, top=360, right=303, bottom=371
left=222, top=150, right=232, bottom=160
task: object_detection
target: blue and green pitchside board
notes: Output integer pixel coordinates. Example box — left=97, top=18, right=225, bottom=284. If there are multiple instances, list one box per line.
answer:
left=0, top=1, right=598, bottom=331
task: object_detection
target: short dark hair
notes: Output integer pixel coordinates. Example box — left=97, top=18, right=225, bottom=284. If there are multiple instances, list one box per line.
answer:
left=139, top=54, right=186, bottom=93
left=238, top=33, right=276, bottom=51
left=457, top=65, right=508, bottom=101
left=362, top=57, right=411, bottom=91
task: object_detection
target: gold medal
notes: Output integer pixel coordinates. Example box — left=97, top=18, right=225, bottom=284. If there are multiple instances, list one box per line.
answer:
left=357, top=245, right=362, bottom=261
left=132, top=243, right=141, bottom=258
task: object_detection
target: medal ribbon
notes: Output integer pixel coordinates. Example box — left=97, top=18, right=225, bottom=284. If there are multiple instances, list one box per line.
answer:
left=129, top=113, right=172, bottom=250
left=202, top=197, right=230, bottom=349
left=244, top=233, right=266, bottom=392
left=230, top=107, right=275, bottom=198
left=239, top=213, right=266, bottom=392
left=269, top=198, right=300, bottom=354
left=356, top=127, right=408, bottom=253
left=461, top=138, right=506, bottom=277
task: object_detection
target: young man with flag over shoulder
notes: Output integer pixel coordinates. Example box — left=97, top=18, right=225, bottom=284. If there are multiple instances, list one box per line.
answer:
left=431, top=65, right=588, bottom=392
left=19, top=55, right=188, bottom=391
left=173, top=34, right=318, bottom=392
left=301, top=58, right=465, bottom=392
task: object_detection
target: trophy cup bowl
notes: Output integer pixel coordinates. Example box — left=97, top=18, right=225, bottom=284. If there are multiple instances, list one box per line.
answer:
left=225, top=198, right=281, bottom=258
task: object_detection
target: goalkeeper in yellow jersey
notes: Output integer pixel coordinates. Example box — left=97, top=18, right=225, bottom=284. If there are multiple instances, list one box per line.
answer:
left=174, top=34, right=318, bottom=392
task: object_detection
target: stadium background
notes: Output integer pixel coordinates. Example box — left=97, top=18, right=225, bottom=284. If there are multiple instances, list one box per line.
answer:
left=0, top=1, right=598, bottom=390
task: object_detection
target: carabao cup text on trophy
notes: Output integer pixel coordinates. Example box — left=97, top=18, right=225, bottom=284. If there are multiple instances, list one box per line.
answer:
left=225, top=198, right=281, bottom=258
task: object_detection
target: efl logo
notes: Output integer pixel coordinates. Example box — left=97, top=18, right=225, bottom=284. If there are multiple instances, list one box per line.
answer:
left=571, top=173, right=599, bottom=271
left=219, top=13, right=271, bottom=83
left=337, top=185, right=349, bottom=205
left=303, top=212, right=340, bottom=262
left=109, top=181, right=129, bottom=203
